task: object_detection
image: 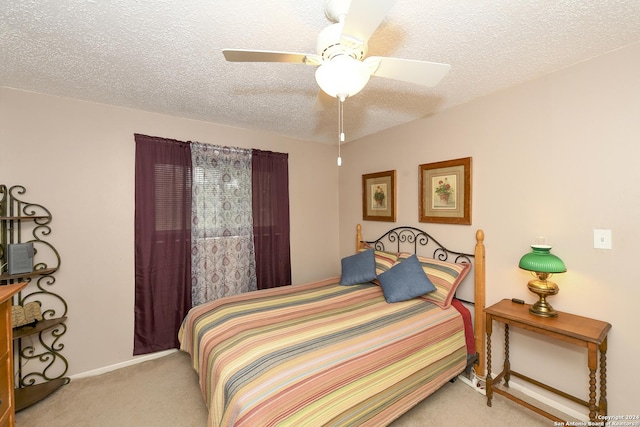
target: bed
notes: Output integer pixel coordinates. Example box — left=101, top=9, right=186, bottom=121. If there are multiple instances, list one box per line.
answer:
left=179, top=224, right=486, bottom=426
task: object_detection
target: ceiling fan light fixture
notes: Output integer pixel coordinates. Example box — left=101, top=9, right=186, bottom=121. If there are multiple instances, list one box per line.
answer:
left=315, top=55, right=371, bottom=99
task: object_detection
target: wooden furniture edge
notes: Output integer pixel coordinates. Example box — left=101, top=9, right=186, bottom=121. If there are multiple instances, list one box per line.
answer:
left=474, top=229, right=486, bottom=376
left=1, top=282, right=28, bottom=427
left=355, top=223, right=364, bottom=251
left=485, top=299, right=611, bottom=345
left=0, top=282, right=27, bottom=303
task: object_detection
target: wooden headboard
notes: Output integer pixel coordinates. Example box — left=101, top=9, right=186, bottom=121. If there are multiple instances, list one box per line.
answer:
left=355, top=223, right=486, bottom=375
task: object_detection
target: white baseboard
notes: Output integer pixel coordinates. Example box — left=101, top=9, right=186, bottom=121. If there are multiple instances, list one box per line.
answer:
left=458, top=371, right=588, bottom=422
left=507, top=379, right=588, bottom=422
left=69, top=349, right=178, bottom=381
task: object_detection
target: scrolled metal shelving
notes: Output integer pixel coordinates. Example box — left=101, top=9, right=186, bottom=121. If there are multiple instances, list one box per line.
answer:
left=0, top=184, right=69, bottom=410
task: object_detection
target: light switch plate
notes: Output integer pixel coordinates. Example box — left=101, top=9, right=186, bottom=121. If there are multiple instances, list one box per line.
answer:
left=593, top=229, right=612, bottom=249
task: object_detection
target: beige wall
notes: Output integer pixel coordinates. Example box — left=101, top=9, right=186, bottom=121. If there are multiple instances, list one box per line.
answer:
left=0, top=87, right=340, bottom=375
left=2, top=39, right=639, bottom=416
left=340, top=42, right=640, bottom=415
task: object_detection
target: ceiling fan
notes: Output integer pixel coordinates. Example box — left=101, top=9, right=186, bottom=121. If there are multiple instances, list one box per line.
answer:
left=222, top=0, right=451, bottom=164
left=223, top=0, right=451, bottom=101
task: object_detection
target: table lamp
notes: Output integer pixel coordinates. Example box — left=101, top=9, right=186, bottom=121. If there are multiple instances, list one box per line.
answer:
left=518, top=244, right=566, bottom=317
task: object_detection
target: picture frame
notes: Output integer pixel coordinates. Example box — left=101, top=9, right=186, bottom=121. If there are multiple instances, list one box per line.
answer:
left=419, top=157, right=472, bottom=224
left=362, top=170, right=396, bottom=222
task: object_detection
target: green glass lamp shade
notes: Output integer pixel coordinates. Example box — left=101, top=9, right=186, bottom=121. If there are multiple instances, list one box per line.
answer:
left=519, top=245, right=566, bottom=317
left=518, top=245, right=566, bottom=273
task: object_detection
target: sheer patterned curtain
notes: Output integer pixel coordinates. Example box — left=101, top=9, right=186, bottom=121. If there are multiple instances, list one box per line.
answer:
left=190, top=143, right=257, bottom=305
left=134, top=136, right=289, bottom=355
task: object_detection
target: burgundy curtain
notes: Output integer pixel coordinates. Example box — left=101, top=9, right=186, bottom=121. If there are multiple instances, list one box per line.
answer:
left=252, top=150, right=291, bottom=289
left=134, top=134, right=192, bottom=355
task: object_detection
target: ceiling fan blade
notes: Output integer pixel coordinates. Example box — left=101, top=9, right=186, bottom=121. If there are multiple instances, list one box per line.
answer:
left=222, top=49, right=321, bottom=65
left=312, top=90, right=335, bottom=112
left=366, top=56, right=452, bottom=87
left=341, top=0, right=396, bottom=45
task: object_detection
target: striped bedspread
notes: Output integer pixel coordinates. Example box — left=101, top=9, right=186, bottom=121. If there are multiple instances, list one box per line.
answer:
left=178, top=277, right=467, bottom=427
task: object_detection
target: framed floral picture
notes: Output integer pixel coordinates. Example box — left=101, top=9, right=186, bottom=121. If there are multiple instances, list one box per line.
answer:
left=419, top=157, right=471, bottom=224
left=362, top=170, right=396, bottom=222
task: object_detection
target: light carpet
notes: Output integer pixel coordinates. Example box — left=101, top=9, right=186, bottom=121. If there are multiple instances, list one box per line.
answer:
left=16, top=351, right=553, bottom=426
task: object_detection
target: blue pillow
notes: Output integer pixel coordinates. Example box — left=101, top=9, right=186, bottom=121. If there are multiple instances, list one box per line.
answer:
left=340, top=249, right=377, bottom=285
left=377, top=254, right=436, bottom=303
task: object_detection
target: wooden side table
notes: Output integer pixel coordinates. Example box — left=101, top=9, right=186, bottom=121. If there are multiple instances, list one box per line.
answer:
left=485, top=299, right=611, bottom=423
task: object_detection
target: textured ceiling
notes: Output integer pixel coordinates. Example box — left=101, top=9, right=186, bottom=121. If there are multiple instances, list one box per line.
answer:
left=2, top=1, right=640, bottom=144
